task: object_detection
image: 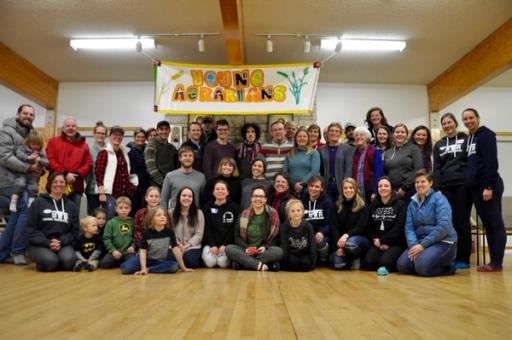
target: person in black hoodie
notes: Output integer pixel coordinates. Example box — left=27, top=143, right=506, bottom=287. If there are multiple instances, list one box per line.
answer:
left=433, top=113, right=472, bottom=269
left=462, top=108, right=506, bottom=272
left=330, top=178, right=370, bottom=269
left=26, top=172, right=79, bottom=271
left=300, top=176, right=332, bottom=264
left=280, top=199, right=316, bottom=271
left=202, top=180, right=240, bottom=268
left=201, top=157, right=241, bottom=206
left=361, top=177, right=406, bottom=272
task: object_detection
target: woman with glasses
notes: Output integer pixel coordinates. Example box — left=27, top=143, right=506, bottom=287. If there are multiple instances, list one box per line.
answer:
left=225, top=185, right=283, bottom=271
left=94, top=126, right=138, bottom=219
left=85, top=121, right=107, bottom=215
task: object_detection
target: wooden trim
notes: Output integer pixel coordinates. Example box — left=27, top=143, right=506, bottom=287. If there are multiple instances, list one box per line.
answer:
left=427, top=18, right=512, bottom=112
left=219, top=0, right=245, bottom=65
left=0, top=42, right=59, bottom=110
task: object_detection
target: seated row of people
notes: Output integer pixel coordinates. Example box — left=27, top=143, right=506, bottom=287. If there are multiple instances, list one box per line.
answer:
left=25, top=169, right=457, bottom=277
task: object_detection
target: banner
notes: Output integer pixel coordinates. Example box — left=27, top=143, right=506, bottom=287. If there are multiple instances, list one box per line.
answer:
left=154, top=61, right=320, bottom=115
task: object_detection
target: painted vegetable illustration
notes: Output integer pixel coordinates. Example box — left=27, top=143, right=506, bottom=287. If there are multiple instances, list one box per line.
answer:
left=277, top=67, right=309, bottom=104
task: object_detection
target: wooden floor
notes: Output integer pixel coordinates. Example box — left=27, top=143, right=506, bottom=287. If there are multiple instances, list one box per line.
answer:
left=1, top=256, right=512, bottom=340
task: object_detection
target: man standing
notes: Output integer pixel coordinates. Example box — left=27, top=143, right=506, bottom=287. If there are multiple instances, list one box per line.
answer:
left=180, top=122, right=204, bottom=172
left=46, top=117, right=91, bottom=211
left=202, top=119, right=236, bottom=179
left=344, top=122, right=356, bottom=147
left=260, top=120, right=293, bottom=179
left=144, top=120, right=179, bottom=187
left=161, top=146, right=205, bottom=209
left=285, top=120, right=297, bottom=143
left=318, top=122, right=353, bottom=203
left=201, top=116, right=217, bottom=146
left=0, top=104, right=37, bottom=265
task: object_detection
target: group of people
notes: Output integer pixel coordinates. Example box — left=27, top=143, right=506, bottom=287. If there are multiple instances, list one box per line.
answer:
left=0, top=104, right=506, bottom=275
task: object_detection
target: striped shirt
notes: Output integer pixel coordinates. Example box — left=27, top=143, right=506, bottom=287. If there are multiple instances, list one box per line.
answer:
left=260, top=140, right=293, bottom=179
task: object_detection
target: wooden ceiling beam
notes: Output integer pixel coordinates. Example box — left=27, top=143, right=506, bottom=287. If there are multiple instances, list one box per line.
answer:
left=0, top=42, right=59, bottom=110
left=219, top=0, right=245, bottom=65
left=427, top=17, right=512, bottom=112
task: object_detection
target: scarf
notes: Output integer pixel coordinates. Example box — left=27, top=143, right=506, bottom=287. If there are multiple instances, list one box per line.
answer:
left=238, top=141, right=261, bottom=162
left=271, top=190, right=287, bottom=212
left=352, top=144, right=375, bottom=193
left=239, top=205, right=279, bottom=244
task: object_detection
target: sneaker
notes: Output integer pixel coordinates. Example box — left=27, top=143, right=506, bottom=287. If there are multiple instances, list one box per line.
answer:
left=73, top=261, right=85, bottom=272
left=454, top=262, right=470, bottom=269
left=269, top=262, right=280, bottom=272
left=85, top=263, right=95, bottom=272
left=350, top=258, right=361, bottom=270
left=477, top=263, right=503, bottom=272
left=333, top=261, right=347, bottom=270
left=13, top=254, right=27, bottom=265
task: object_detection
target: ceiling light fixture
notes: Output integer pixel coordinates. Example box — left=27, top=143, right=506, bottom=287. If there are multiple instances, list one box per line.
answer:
left=69, top=38, right=155, bottom=50
left=321, top=38, right=406, bottom=52
left=266, top=35, right=273, bottom=53
left=198, top=35, right=205, bottom=52
left=304, top=35, right=311, bottom=53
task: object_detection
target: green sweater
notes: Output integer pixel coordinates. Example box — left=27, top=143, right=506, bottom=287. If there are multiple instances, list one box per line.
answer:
left=103, top=216, right=134, bottom=255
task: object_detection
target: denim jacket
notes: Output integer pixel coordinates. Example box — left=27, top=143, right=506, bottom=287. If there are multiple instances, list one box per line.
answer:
left=405, top=189, right=457, bottom=248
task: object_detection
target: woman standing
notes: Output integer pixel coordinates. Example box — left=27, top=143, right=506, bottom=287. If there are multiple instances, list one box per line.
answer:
left=365, top=107, right=393, bottom=145
left=201, top=157, right=241, bottom=205
left=85, top=121, right=107, bottom=215
left=128, top=128, right=150, bottom=215
left=240, top=158, right=272, bottom=209
left=361, top=177, right=406, bottom=272
left=433, top=113, right=471, bottom=269
left=411, top=125, right=433, bottom=172
left=237, top=123, right=262, bottom=180
left=225, top=185, right=282, bottom=271
left=169, top=187, right=204, bottom=268
left=26, top=172, right=79, bottom=271
left=330, top=178, right=370, bottom=269
left=375, top=126, right=392, bottom=153
left=383, top=123, right=423, bottom=203
left=284, top=127, right=321, bottom=195
left=352, top=127, right=384, bottom=203
left=95, top=126, right=138, bottom=219
left=397, top=170, right=457, bottom=276
left=462, top=108, right=506, bottom=272
left=202, top=180, right=240, bottom=268
left=308, top=124, right=325, bottom=149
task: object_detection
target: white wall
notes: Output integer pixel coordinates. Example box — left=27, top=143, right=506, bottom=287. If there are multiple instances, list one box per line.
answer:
left=0, top=84, right=46, bottom=127
left=55, top=81, right=429, bottom=131
left=316, top=83, right=429, bottom=130
left=444, top=86, right=512, bottom=196
left=56, top=82, right=165, bottom=128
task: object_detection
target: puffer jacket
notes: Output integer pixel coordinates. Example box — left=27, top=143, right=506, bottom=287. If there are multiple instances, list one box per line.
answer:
left=0, top=117, right=32, bottom=189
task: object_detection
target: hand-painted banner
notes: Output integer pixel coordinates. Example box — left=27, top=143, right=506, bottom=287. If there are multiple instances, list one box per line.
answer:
left=154, top=61, right=320, bottom=115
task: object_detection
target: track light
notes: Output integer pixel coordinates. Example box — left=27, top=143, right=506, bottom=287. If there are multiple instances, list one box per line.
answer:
left=198, top=35, right=205, bottom=52
left=266, top=35, right=273, bottom=53
left=304, top=35, right=311, bottom=53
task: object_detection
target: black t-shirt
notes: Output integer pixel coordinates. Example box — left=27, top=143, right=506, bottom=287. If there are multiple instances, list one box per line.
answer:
left=140, top=227, right=178, bottom=260
left=74, top=234, right=104, bottom=259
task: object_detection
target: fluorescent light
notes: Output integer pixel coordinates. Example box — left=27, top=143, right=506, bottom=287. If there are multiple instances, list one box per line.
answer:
left=321, top=38, right=406, bottom=52
left=69, top=38, right=155, bottom=50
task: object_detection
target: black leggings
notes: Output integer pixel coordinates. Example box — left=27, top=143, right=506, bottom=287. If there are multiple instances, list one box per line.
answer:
left=361, top=246, right=404, bottom=272
left=284, top=253, right=314, bottom=272
left=442, top=184, right=472, bottom=263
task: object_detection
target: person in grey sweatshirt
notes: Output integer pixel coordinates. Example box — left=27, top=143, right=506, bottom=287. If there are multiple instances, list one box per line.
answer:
left=382, top=123, right=423, bottom=203
left=160, top=146, right=205, bottom=209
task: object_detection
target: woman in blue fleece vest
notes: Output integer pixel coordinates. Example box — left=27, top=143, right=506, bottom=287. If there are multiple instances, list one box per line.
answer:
left=397, top=170, right=457, bottom=277
left=462, top=108, right=506, bottom=272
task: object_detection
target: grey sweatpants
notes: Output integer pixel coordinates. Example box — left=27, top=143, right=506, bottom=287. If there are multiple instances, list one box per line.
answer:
left=27, top=246, right=76, bottom=271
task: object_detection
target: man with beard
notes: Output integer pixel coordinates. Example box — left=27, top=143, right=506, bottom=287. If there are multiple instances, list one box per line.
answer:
left=160, top=146, right=205, bottom=209
left=0, top=104, right=38, bottom=265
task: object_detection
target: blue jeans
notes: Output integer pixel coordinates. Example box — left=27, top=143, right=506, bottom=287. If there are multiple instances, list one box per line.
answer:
left=397, top=242, right=457, bottom=277
left=120, top=254, right=179, bottom=274
left=331, top=235, right=370, bottom=268
left=0, top=188, right=28, bottom=261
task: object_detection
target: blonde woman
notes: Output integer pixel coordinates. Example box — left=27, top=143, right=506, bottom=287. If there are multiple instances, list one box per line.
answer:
left=329, top=178, right=370, bottom=270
